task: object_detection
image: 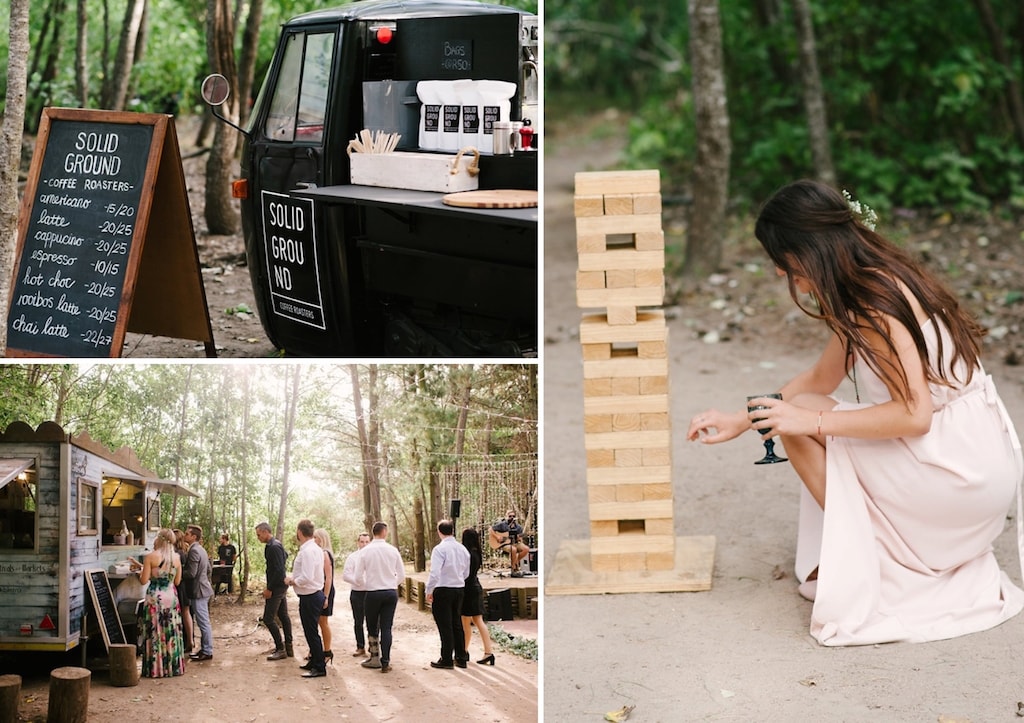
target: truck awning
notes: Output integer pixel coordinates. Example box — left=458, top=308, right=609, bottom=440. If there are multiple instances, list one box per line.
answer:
left=103, top=471, right=200, bottom=498
left=0, top=458, right=34, bottom=489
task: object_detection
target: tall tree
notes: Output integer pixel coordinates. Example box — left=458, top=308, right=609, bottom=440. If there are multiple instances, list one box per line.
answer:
left=102, top=0, right=147, bottom=110
left=274, top=365, right=301, bottom=541
left=235, top=0, right=265, bottom=129
left=204, top=0, right=240, bottom=234
left=684, top=0, right=732, bottom=279
left=791, top=0, right=835, bottom=185
left=74, top=0, right=88, bottom=106
left=971, top=0, right=1024, bottom=147
left=0, top=0, right=30, bottom=354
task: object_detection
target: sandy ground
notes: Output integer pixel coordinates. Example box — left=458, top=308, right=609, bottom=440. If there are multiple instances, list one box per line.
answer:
left=10, top=578, right=537, bottom=722
left=540, top=125, right=1024, bottom=721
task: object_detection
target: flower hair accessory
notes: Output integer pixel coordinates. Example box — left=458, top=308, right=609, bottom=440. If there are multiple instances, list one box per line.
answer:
left=842, top=189, right=878, bottom=231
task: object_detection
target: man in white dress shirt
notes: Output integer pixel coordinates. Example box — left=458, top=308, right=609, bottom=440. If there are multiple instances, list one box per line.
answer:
left=426, top=519, right=471, bottom=669
left=341, top=532, right=371, bottom=657
left=350, top=521, right=405, bottom=673
left=286, top=518, right=326, bottom=678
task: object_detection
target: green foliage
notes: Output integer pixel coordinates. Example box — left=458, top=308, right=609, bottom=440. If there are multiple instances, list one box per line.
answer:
left=548, top=0, right=1024, bottom=211
left=488, top=623, right=538, bottom=660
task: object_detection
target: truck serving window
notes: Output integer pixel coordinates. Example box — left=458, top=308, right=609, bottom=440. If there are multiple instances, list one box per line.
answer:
left=265, top=30, right=335, bottom=143
left=0, top=459, right=37, bottom=550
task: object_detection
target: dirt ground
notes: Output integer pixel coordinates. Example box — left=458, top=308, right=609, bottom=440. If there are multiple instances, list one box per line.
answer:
left=10, top=578, right=538, bottom=722
left=541, top=113, right=1024, bottom=721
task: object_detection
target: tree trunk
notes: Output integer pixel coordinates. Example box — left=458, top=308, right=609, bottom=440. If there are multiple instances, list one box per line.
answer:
left=236, top=0, right=265, bottom=129
left=451, top=371, right=472, bottom=500
left=413, top=495, right=425, bottom=572
left=972, top=0, right=1024, bottom=147
left=350, top=364, right=381, bottom=530
left=103, top=0, right=146, bottom=110
left=275, top=366, right=301, bottom=541
left=0, top=0, right=31, bottom=354
left=204, top=0, right=240, bottom=234
left=74, top=0, right=88, bottom=106
left=237, top=366, right=251, bottom=600
left=752, top=0, right=792, bottom=89
left=791, top=0, right=835, bottom=185
left=684, top=0, right=731, bottom=280
left=367, top=367, right=382, bottom=521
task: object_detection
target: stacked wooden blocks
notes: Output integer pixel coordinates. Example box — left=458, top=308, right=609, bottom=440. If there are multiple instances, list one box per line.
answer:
left=575, top=170, right=675, bottom=572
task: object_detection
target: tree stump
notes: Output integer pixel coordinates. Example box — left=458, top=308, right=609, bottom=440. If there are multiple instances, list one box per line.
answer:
left=108, top=644, right=139, bottom=687
left=0, top=674, right=22, bottom=723
left=46, top=667, right=90, bottom=723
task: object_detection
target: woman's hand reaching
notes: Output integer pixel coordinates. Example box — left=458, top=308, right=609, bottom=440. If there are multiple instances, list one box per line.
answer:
left=686, top=408, right=749, bottom=444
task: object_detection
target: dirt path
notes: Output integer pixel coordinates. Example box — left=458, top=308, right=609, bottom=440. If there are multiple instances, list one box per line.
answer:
left=541, top=116, right=1024, bottom=721
left=14, top=588, right=537, bottom=722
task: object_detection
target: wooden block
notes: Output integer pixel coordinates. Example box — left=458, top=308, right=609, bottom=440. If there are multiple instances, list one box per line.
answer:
left=614, top=448, right=643, bottom=467
left=643, top=483, right=673, bottom=500
left=590, top=520, right=618, bottom=537
left=586, top=465, right=672, bottom=486
left=645, top=519, right=675, bottom=537
left=590, top=553, right=619, bottom=572
left=583, top=414, right=613, bottom=433
left=582, top=357, right=668, bottom=380
left=586, top=429, right=671, bottom=451
left=619, top=551, right=646, bottom=570
left=604, top=194, right=634, bottom=215
left=589, top=498, right=673, bottom=520
left=646, top=551, right=676, bottom=570
left=610, top=377, right=640, bottom=396
left=640, top=376, right=668, bottom=395
left=576, top=270, right=606, bottom=290
left=634, top=269, right=665, bottom=291
left=611, top=413, right=641, bottom=432
left=641, top=411, right=670, bottom=430
left=584, top=393, right=669, bottom=416
left=607, top=306, right=637, bottom=325
left=576, top=213, right=664, bottom=241
left=635, top=230, right=665, bottom=251
left=605, top=269, right=635, bottom=288
left=638, top=340, right=667, bottom=359
left=47, top=667, right=91, bottom=723
left=580, top=311, right=667, bottom=344
left=578, top=286, right=663, bottom=310
left=587, top=448, right=616, bottom=467
left=0, top=674, right=21, bottom=723
left=108, top=644, right=139, bottom=687
left=633, top=192, right=662, bottom=215
left=610, top=345, right=639, bottom=359
left=581, top=342, right=611, bottom=361
left=643, top=447, right=671, bottom=466
left=590, top=533, right=675, bottom=555
left=616, top=484, right=644, bottom=503
left=588, top=485, right=618, bottom=504
left=575, top=169, right=660, bottom=196
left=578, top=248, right=665, bottom=272
left=574, top=194, right=605, bottom=217
left=583, top=377, right=613, bottom=397
left=576, top=234, right=607, bottom=253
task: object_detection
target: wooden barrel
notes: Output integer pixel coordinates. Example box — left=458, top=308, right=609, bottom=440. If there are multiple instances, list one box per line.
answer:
left=109, top=643, right=140, bottom=687
left=46, top=667, right=90, bottom=723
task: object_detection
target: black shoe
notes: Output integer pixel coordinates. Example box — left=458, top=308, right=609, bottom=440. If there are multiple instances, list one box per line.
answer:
left=302, top=669, right=327, bottom=678
left=430, top=659, right=454, bottom=669
left=189, top=652, right=213, bottom=661
left=285, top=643, right=294, bottom=657
left=267, top=649, right=287, bottom=661
left=299, top=661, right=314, bottom=671
left=455, top=659, right=467, bottom=668
left=381, top=663, right=392, bottom=673
left=477, top=654, right=495, bottom=666
left=323, top=650, right=334, bottom=665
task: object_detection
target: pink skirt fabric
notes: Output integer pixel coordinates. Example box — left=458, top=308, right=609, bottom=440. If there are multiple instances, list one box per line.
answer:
left=795, top=363, right=1024, bottom=645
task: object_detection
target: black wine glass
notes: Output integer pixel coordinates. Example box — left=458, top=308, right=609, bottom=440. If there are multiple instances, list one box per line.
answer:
left=747, top=393, right=788, bottom=465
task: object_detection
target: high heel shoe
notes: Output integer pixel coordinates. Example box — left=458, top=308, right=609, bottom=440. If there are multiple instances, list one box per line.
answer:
left=323, top=650, right=334, bottom=665
left=476, top=654, right=495, bottom=666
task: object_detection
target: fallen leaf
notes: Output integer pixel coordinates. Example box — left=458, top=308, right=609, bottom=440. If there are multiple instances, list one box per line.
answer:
left=797, top=678, right=816, bottom=687
left=604, top=704, right=635, bottom=722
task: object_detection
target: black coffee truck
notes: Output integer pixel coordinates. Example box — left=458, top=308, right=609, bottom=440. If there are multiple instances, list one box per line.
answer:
left=205, top=0, right=539, bottom=357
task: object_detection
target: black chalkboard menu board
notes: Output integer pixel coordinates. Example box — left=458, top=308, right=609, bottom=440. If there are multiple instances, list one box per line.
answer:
left=6, top=108, right=216, bottom=358
left=86, top=569, right=126, bottom=650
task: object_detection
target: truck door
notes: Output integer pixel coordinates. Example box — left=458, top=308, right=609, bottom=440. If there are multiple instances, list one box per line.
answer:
left=245, top=28, right=351, bottom=353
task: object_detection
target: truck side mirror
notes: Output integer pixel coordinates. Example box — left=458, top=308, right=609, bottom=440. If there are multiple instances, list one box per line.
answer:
left=201, top=73, right=250, bottom=138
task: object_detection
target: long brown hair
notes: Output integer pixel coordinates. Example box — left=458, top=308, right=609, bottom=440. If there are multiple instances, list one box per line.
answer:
left=754, top=180, right=984, bottom=404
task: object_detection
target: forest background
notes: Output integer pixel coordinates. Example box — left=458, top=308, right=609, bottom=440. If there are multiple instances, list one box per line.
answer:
left=0, top=363, right=538, bottom=587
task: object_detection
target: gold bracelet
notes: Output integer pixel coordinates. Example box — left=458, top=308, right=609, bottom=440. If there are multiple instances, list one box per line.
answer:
left=817, top=410, right=823, bottom=436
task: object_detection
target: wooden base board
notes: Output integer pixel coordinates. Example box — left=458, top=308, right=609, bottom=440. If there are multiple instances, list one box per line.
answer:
left=546, top=535, right=716, bottom=595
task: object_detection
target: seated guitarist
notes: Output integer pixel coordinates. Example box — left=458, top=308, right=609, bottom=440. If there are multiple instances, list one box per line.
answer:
left=489, top=510, right=530, bottom=576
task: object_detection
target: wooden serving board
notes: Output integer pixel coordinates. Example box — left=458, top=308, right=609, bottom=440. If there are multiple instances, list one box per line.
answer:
left=441, top=189, right=538, bottom=208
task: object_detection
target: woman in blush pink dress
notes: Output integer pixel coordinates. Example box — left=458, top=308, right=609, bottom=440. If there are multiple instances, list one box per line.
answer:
left=688, top=179, right=1023, bottom=646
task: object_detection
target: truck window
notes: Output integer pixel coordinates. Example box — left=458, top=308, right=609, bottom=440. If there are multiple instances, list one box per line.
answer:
left=265, top=30, right=335, bottom=143
left=102, top=476, right=146, bottom=546
left=0, top=466, right=37, bottom=550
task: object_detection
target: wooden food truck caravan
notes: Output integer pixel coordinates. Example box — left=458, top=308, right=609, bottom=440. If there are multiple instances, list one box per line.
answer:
left=0, top=421, right=197, bottom=653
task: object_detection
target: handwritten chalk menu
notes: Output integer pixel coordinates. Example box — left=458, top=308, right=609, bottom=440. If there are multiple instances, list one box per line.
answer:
left=85, top=569, right=126, bottom=650
left=6, top=108, right=216, bottom=358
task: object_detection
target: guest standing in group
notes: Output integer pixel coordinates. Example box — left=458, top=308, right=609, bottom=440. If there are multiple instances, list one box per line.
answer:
left=173, top=528, right=193, bottom=654
left=256, top=521, right=294, bottom=660
left=350, top=521, right=405, bottom=673
left=460, top=527, right=496, bottom=665
left=341, top=532, right=371, bottom=657
left=216, top=532, right=238, bottom=594
left=139, top=528, right=185, bottom=677
left=286, top=519, right=327, bottom=678
left=312, top=528, right=336, bottom=665
left=427, top=519, right=471, bottom=669
left=184, top=524, right=214, bottom=661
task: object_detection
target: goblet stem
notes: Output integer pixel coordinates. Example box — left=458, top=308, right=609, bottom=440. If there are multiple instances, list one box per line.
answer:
left=754, top=437, right=788, bottom=465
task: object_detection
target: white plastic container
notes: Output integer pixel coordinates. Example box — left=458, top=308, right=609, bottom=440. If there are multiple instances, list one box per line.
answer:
left=416, top=80, right=443, bottom=151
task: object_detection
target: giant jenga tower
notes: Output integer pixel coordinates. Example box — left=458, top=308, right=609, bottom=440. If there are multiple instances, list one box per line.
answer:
left=547, top=169, right=715, bottom=595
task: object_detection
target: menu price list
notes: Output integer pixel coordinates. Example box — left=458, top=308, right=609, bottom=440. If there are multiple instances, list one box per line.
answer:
left=7, top=120, right=153, bottom=356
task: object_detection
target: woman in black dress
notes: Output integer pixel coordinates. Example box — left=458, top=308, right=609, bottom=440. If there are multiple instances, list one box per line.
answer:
left=460, top=528, right=495, bottom=664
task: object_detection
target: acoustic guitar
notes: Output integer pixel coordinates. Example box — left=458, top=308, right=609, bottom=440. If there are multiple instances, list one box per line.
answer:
left=488, top=528, right=511, bottom=550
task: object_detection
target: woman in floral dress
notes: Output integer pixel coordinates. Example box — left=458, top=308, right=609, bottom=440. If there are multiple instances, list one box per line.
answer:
left=139, top=527, right=186, bottom=677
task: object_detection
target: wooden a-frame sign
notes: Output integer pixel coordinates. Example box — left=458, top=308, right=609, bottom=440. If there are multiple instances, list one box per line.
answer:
left=5, top=107, right=216, bottom=358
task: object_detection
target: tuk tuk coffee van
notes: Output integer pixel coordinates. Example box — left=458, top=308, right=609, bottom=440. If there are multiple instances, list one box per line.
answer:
left=214, top=0, right=539, bottom=357
left=0, top=421, right=196, bottom=653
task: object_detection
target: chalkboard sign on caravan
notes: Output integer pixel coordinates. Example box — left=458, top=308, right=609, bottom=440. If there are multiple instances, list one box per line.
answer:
left=6, top=108, right=216, bottom=358
left=85, top=568, right=126, bottom=649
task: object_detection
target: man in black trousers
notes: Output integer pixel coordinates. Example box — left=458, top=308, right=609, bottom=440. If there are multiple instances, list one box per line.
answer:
left=426, top=519, right=471, bottom=669
left=256, top=521, right=293, bottom=660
